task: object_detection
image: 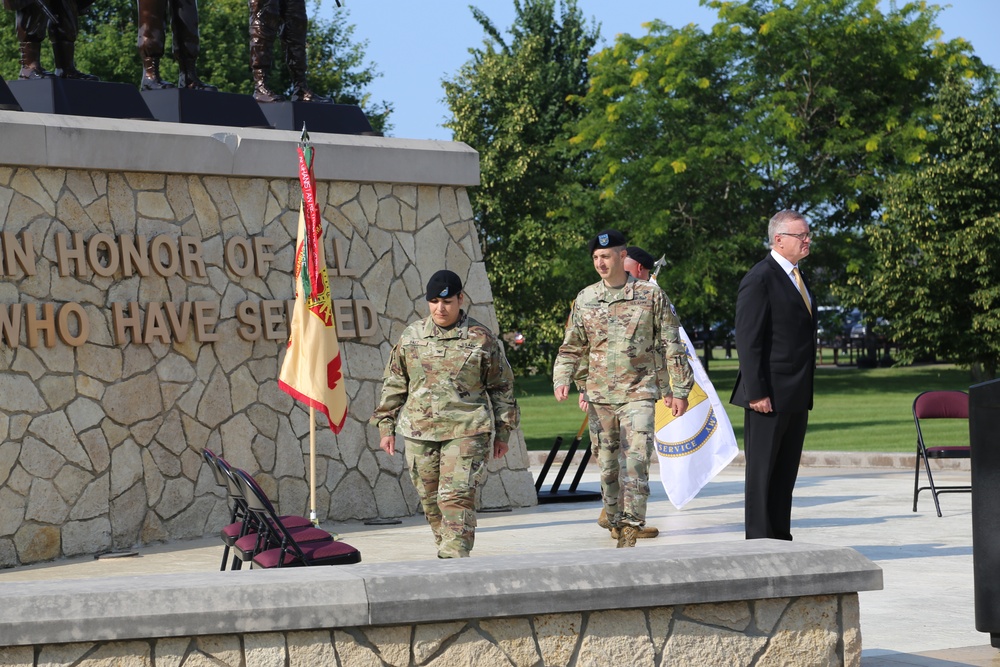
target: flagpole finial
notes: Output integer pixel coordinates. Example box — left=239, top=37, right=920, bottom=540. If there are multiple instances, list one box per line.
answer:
left=299, top=123, right=310, bottom=147
left=652, top=255, right=667, bottom=279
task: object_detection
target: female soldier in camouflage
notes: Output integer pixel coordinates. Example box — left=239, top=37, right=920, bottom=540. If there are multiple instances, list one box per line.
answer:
left=371, top=270, right=519, bottom=558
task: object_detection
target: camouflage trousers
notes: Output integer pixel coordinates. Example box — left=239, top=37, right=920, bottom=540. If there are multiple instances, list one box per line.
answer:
left=404, top=434, right=490, bottom=558
left=588, top=400, right=655, bottom=528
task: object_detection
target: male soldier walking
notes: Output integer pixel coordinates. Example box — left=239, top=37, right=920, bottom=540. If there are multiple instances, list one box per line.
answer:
left=554, top=230, right=693, bottom=548
left=372, top=270, right=519, bottom=558
left=585, top=245, right=663, bottom=539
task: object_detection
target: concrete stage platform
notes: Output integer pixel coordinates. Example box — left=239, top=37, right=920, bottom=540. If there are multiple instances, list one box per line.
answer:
left=0, top=462, right=990, bottom=666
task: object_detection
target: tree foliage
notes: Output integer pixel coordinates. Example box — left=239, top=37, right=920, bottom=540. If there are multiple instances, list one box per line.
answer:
left=443, top=0, right=599, bottom=372
left=0, top=1, right=391, bottom=133
left=856, top=74, right=1000, bottom=379
left=569, top=0, right=987, bottom=336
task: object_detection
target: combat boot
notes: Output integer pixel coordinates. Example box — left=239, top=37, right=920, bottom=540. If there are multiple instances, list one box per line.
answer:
left=616, top=525, right=638, bottom=548
left=177, top=61, right=217, bottom=91
left=140, top=57, right=175, bottom=90
left=252, top=70, right=285, bottom=102
left=603, top=508, right=658, bottom=539
left=286, top=45, right=330, bottom=103
left=609, top=525, right=659, bottom=539
left=250, top=43, right=284, bottom=102
left=51, top=41, right=98, bottom=81
left=18, top=42, right=54, bottom=80
left=288, top=83, right=331, bottom=103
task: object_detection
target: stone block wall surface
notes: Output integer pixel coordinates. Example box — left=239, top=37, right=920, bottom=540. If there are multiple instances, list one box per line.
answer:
left=0, top=114, right=536, bottom=567
left=0, top=542, right=879, bottom=666
left=0, top=595, right=863, bottom=667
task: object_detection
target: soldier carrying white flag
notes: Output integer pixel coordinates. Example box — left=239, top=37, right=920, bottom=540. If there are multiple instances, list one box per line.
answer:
left=627, top=246, right=739, bottom=510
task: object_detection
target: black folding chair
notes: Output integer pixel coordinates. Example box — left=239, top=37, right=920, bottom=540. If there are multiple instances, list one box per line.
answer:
left=204, top=450, right=311, bottom=569
left=234, top=469, right=361, bottom=568
left=912, top=390, right=971, bottom=517
left=203, top=449, right=246, bottom=570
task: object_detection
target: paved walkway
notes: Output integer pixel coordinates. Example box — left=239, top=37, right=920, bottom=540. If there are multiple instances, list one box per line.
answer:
left=1, top=462, right=994, bottom=666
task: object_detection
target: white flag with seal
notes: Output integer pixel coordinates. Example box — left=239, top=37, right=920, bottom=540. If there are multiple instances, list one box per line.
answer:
left=655, top=327, right=738, bottom=509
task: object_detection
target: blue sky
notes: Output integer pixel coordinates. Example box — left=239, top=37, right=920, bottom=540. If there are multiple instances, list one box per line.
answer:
left=332, top=1, right=1000, bottom=141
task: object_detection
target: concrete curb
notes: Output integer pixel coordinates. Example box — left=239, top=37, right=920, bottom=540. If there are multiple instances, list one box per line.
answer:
left=0, top=541, right=881, bottom=645
left=527, top=450, right=970, bottom=471
left=0, top=110, right=480, bottom=185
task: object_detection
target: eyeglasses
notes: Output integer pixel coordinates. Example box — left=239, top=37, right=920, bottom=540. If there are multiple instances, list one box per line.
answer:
left=779, top=231, right=811, bottom=241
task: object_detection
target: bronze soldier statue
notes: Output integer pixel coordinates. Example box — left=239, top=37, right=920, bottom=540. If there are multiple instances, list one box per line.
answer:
left=249, top=0, right=338, bottom=102
left=137, top=0, right=215, bottom=90
left=4, top=0, right=97, bottom=80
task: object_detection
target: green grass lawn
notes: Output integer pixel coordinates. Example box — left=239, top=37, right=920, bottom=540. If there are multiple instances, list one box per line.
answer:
left=515, top=358, right=972, bottom=452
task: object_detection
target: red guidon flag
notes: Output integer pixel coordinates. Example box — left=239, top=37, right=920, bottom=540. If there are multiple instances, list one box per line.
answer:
left=278, top=143, right=348, bottom=433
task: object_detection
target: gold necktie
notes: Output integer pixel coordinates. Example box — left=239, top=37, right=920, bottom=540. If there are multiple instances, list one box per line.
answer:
left=792, top=267, right=811, bottom=314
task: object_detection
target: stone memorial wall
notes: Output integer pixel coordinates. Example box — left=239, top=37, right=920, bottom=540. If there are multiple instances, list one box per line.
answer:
left=0, top=112, right=537, bottom=568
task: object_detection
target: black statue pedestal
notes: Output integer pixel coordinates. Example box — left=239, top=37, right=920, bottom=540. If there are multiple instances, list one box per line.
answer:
left=258, top=101, right=374, bottom=135
left=142, top=88, right=270, bottom=128
left=8, top=79, right=153, bottom=119
left=0, top=80, right=22, bottom=111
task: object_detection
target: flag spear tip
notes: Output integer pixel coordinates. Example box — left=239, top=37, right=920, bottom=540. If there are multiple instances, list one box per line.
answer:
left=652, top=254, right=667, bottom=279
left=299, top=123, right=310, bottom=146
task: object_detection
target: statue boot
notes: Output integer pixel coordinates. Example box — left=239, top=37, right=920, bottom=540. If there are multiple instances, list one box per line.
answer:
left=18, top=42, right=54, bottom=80
left=252, top=68, right=284, bottom=102
left=140, top=57, right=175, bottom=90
left=288, top=81, right=331, bottom=104
left=249, top=40, right=284, bottom=102
left=51, top=41, right=98, bottom=81
left=177, top=59, right=217, bottom=91
left=286, top=41, right=330, bottom=103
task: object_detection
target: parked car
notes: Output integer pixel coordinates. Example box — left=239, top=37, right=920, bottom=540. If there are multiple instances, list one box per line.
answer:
left=850, top=317, right=889, bottom=341
left=816, top=306, right=851, bottom=346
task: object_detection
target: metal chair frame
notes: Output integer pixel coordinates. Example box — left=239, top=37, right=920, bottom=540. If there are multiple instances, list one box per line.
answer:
left=202, top=449, right=312, bottom=569
left=912, top=390, right=971, bottom=517
left=234, top=469, right=361, bottom=568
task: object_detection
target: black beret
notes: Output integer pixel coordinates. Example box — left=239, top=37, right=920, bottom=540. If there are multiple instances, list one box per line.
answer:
left=626, top=246, right=656, bottom=271
left=588, top=229, right=627, bottom=254
left=425, top=270, right=463, bottom=300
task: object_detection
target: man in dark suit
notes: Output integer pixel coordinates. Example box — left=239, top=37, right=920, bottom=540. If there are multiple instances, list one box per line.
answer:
left=731, top=210, right=816, bottom=540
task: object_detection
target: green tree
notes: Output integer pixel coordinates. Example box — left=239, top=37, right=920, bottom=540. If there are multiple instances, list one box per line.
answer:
left=857, top=74, right=1000, bottom=379
left=0, top=1, right=391, bottom=134
left=443, top=0, right=599, bottom=372
left=569, top=0, right=988, bottom=346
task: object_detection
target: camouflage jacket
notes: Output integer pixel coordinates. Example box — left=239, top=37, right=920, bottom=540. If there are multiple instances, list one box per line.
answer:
left=371, top=311, right=519, bottom=442
left=553, top=276, right=693, bottom=403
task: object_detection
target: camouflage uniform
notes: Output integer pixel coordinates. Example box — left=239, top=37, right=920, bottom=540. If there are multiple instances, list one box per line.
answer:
left=553, top=276, right=693, bottom=528
left=372, top=311, right=519, bottom=558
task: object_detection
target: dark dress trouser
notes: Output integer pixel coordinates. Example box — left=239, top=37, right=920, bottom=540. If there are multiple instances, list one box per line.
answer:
left=743, top=407, right=809, bottom=540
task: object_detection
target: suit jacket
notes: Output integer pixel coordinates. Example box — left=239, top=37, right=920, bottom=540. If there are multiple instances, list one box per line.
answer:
left=730, top=254, right=816, bottom=413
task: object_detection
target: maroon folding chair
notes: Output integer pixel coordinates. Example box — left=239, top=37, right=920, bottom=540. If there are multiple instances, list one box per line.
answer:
left=228, top=467, right=333, bottom=567
left=234, top=469, right=361, bottom=568
left=912, top=390, right=971, bottom=517
left=205, top=450, right=311, bottom=570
